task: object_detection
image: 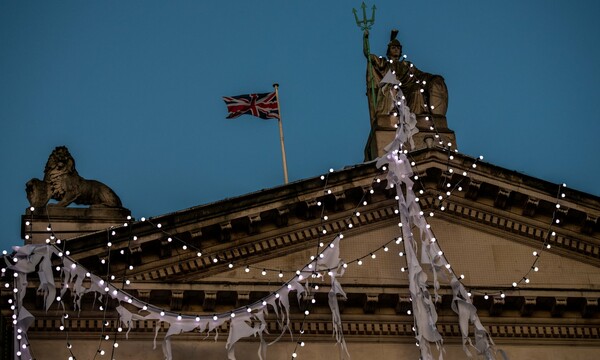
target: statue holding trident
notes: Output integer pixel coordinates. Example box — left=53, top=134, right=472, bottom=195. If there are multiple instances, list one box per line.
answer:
left=354, top=3, right=448, bottom=129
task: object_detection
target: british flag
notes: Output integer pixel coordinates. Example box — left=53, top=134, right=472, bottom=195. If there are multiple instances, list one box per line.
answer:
left=222, top=92, right=280, bottom=120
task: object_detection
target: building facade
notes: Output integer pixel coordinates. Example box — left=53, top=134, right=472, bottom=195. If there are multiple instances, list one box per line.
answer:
left=2, top=140, right=600, bottom=359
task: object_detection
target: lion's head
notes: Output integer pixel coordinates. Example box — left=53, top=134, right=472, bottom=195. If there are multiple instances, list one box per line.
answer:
left=43, top=146, right=77, bottom=179
left=42, top=146, right=79, bottom=200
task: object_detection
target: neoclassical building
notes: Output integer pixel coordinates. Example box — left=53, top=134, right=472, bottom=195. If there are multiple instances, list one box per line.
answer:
left=2, top=131, right=599, bottom=360
left=2, top=53, right=600, bottom=360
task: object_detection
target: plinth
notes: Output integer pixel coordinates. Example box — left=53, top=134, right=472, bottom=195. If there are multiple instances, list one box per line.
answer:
left=21, top=206, right=132, bottom=244
left=364, top=114, right=457, bottom=161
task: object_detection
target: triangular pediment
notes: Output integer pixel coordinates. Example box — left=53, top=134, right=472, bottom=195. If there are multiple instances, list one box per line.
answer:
left=35, top=148, right=595, bottom=324
left=14, top=148, right=600, bottom=358
left=198, top=217, right=600, bottom=290
left=56, top=149, right=598, bottom=284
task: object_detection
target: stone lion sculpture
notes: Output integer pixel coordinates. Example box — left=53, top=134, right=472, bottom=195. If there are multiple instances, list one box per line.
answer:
left=26, top=146, right=123, bottom=208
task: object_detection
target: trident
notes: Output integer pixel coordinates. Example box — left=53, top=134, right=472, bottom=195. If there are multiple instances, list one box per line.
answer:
left=353, top=2, right=378, bottom=117
left=352, top=2, right=376, bottom=31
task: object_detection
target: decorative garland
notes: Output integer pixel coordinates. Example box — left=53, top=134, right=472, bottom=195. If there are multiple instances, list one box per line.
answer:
left=3, top=63, right=571, bottom=360
left=374, top=71, right=496, bottom=359
left=5, top=233, right=347, bottom=360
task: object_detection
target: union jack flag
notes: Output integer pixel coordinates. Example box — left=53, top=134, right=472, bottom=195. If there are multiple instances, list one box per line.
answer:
left=222, top=92, right=280, bottom=120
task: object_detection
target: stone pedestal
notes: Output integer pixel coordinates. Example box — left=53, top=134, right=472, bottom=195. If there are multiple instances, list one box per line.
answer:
left=21, top=207, right=131, bottom=244
left=364, top=114, right=457, bottom=160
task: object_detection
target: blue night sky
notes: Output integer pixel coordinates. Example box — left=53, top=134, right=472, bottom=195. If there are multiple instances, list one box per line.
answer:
left=1, top=0, right=599, bottom=252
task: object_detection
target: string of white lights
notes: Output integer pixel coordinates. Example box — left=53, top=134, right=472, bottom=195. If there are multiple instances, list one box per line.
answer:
left=2, top=63, right=569, bottom=359
left=4, top=160, right=564, bottom=360
left=3, top=155, right=567, bottom=360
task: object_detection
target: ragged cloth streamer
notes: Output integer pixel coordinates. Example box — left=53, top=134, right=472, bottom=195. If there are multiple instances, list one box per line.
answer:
left=379, top=69, right=419, bottom=151
left=15, top=306, right=34, bottom=359
left=8, top=245, right=57, bottom=311
left=450, top=279, right=496, bottom=359
left=226, top=310, right=268, bottom=360
left=375, top=80, right=499, bottom=359
left=395, top=177, right=444, bottom=359
left=5, top=235, right=348, bottom=360
left=316, top=236, right=349, bottom=359
left=6, top=245, right=58, bottom=360
left=116, top=235, right=346, bottom=360
left=61, top=257, right=90, bottom=312
left=328, top=276, right=348, bottom=358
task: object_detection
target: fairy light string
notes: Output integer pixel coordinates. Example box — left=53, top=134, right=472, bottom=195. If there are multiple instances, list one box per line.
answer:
left=405, top=145, right=567, bottom=297
left=394, top=52, right=456, bottom=152
left=108, top=218, right=136, bottom=360
left=384, top=87, right=494, bottom=356
left=0, top=132, right=573, bottom=360
left=5, top=163, right=398, bottom=359
left=412, top=52, right=563, bottom=294
left=54, top=210, right=81, bottom=360
left=1, top=30, right=578, bottom=359
left=4, top=225, right=346, bottom=359
left=4, top=174, right=568, bottom=360
left=4, top=168, right=570, bottom=360
left=291, top=169, right=335, bottom=360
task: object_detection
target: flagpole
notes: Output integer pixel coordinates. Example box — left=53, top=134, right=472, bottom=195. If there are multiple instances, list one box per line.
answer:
left=273, top=83, right=289, bottom=184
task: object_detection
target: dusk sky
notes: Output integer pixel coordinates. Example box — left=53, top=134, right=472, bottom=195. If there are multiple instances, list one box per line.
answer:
left=1, top=0, right=599, bottom=252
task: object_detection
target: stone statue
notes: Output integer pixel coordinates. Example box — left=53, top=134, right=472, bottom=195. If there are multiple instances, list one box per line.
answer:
left=26, top=146, right=123, bottom=208
left=364, top=29, right=448, bottom=123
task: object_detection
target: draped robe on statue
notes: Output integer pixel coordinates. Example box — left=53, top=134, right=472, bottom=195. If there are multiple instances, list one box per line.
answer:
left=365, top=54, right=448, bottom=124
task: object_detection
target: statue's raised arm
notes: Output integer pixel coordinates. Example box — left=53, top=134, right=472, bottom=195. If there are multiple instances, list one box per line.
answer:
left=363, top=29, right=370, bottom=58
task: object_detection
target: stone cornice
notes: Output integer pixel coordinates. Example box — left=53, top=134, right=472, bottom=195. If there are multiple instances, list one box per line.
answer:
left=409, top=148, right=600, bottom=213
left=5, top=281, right=599, bottom=322
left=39, top=148, right=597, bottom=287
left=20, top=313, right=600, bottom=346
left=44, top=149, right=599, bottom=265
left=97, top=192, right=599, bottom=284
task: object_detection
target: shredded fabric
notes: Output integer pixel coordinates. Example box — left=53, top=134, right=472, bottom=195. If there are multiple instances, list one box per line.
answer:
left=6, top=234, right=348, bottom=360
left=375, top=79, right=499, bottom=359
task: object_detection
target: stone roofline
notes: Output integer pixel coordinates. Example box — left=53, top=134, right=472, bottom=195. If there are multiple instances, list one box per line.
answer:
left=24, top=147, right=597, bottom=256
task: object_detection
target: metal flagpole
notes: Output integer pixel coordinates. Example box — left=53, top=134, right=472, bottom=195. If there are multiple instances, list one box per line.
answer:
left=272, top=83, right=289, bottom=184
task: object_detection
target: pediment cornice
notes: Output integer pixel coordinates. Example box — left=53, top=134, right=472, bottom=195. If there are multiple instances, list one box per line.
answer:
left=44, top=149, right=598, bottom=282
